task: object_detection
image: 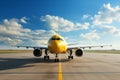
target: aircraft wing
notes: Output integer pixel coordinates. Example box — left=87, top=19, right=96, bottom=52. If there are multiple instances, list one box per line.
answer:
left=67, top=43, right=78, bottom=46
left=17, top=46, right=48, bottom=49
left=67, top=45, right=112, bottom=49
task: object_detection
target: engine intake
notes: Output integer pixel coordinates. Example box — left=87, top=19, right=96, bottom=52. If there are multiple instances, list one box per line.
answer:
left=33, top=49, right=42, bottom=57
left=75, top=49, right=83, bottom=57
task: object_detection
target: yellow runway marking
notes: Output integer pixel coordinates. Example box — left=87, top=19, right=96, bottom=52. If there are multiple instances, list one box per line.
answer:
left=58, top=62, right=62, bottom=80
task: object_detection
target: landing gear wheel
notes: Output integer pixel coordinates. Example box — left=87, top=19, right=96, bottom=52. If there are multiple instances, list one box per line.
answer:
left=68, top=56, right=73, bottom=59
left=55, top=54, right=59, bottom=62
left=47, top=56, right=49, bottom=60
left=68, top=56, right=70, bottom=59
left=55, top=59, right=59, bottom=62
left=44, top=56, right=49, bottom=60
left=71, top=56, right=73, bottom=59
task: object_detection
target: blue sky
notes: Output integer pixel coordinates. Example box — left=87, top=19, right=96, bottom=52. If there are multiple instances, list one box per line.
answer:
left=0, top=0, right=120, bottom=49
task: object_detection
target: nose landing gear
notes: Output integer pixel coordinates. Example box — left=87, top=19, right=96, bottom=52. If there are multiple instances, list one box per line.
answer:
left=55, top=54, right=59, bottom=62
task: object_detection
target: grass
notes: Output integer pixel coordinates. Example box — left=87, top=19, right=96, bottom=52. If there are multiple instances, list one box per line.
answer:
left=0, top=50, right=33, bottom=54
left=0, top=50, right=120, bottom=54
left=84, top=50, right=120, bottom=54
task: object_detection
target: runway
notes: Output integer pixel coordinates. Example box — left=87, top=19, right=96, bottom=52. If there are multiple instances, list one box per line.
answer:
left=0, top=51, right=120, bottom=80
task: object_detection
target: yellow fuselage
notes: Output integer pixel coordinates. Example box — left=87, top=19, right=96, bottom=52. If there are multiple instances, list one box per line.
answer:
left=48, top=35, right=67, bottom=54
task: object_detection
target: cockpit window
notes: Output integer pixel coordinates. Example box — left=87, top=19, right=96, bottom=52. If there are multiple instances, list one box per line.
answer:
left=51, top=38, right=63, bottom=41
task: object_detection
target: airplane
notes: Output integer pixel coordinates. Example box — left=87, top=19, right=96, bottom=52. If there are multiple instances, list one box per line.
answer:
left=17, top=34, right=111, bottom=62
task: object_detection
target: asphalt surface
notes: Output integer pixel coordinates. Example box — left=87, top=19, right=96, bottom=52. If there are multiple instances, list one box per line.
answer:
left=0, top=51, right=120, bottom=80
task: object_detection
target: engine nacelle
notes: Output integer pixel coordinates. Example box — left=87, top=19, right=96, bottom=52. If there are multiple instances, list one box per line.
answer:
left=75, top=49, right=83, bottom=57
left=33, top=49, right=42, bottom=57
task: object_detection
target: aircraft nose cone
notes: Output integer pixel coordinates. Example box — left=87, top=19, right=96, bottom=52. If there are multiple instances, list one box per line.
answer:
left=48, top=41, right=65, bottom=53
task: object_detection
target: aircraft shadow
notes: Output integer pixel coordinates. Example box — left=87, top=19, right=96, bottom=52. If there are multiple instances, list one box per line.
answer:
left=0, top=57, right=70, bottom=71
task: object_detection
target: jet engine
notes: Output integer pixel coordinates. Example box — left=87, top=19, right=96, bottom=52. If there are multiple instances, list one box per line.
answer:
left=33, top=49, right=42, bottom=57
left=75, top=49, right=83, bottom=57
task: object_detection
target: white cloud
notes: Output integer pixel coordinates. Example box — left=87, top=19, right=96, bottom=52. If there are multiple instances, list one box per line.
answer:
left=0, top=36, right=22, bottom=45
left=77, top=3, right=120, bottom=50
left=80, top=30, right=100, bottom=40
left=82, top=14, right=90, bottom=19
left=0, top=18, right=55, bottom=46
left=98, top=25, right=120, bottom=36
left=91, top=3, right=120, bottom=36
left=41, top=15, right=89, bottom=32
left=93, top=3, right=120, bottom=25
left=0, top=19, right=25, bottom=36
left=20, top=17, right=28, bottom=24
left=76, top=22, right=90, bottom=30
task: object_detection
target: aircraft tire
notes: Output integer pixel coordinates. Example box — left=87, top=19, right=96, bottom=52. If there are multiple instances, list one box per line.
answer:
left=44, top=56, right=46, bottom=60
left=68, top=56, right=70, bottom=59
left=47, top=56, right=49, bottom=60
left=55, top=59, right=59, bottom=62
left=44, top=56, right=49, bottom=60
left=71, top=56, right=73, bottom=59
left=68, top=56, right=73, bottom=59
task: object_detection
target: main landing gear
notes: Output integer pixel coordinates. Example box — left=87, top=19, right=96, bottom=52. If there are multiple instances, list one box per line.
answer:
left=68, top=55, right=73, bottom=59
left=55, top=54, right=59, bottom=62
left=68, top=49, right=73, bottom=59
left=44, top=49, right=49, bottom=60
left=44, top=55, right=49, bottom=60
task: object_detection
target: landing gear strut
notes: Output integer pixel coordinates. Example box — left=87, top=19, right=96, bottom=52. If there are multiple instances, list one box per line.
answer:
left=55, top=54, right=59, bottom=62
left=44, top=49, right=49, bottom=60
left=68, top=49, right=73, bottom=59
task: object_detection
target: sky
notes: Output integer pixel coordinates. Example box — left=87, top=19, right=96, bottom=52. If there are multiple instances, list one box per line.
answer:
left=0, top=0, right=120, bottom=50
